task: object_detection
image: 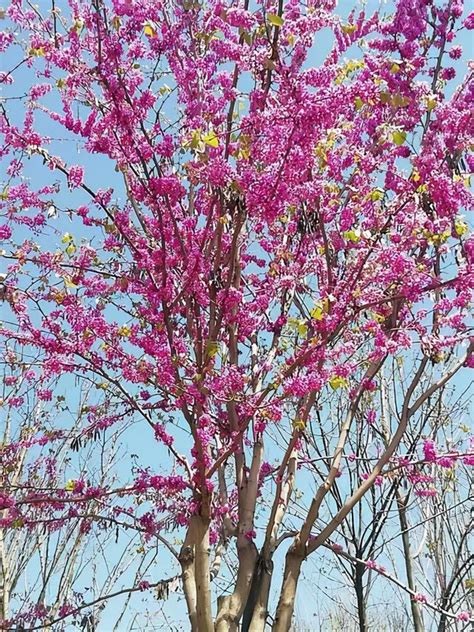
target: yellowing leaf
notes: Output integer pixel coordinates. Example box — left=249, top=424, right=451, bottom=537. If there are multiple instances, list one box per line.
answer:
left=343, top=229, right=361, bottom=242
left=310, top=305, right=324, bottom=321
left=118, top=325, right=131, bottom=338
left=370, top=189, right=384, bottom=201
left=297, top=321, right=308, bottom=337
left=329, top=376, right=349, bottom=390
left=62, top=233, right=73, bottom=243
left=391, top=93, right=410, bottom=108
left=202, top=131, right=219, bottom=148
left=65, top=243, right=76, bottom=256
left=65, top=480, right=75, bottom=492
left=354, top=96, right=364, bottom=110
left=64, top=277, right=78, bottom=289
left=341, top=24, right=357, bottom=34
left=454, top=218, right=468, bottom=237
left=390, top=62, right=401, bottom=74
left=144, top=21, right=157, bottom=37
left=426, top=98, right=437, bottom=111
left=379, top=91, right=391, bottom=104
left=392, top=130, right=406, bottom=146
left=268, top=13, right=284, bottom=27
left=29, top=46, right=46, bottom=57
left=292, top=419, right=306, bottom=431
left=206, top=340, right=219, bottom=358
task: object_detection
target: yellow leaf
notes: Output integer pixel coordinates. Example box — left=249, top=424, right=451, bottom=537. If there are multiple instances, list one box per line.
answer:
left=62, top=233, right=73, bottom=243
left=310, top=299, right=329, bottom=320
left=206, top=340, right=219, bottom=358
left=144, top=22, right=157, bottom=37
left=202, top=131, right=219, bottom=148
left=454, top=218, right=468, bottom=237
left=112, top=16, right=121, bottom=30
left=354, top=97, right=364, bottom=110
left=341, top=24, right=357, bottom=34
left=390, top=62, right=401, bottom=73
left=64, top=277, right=78, bottom=288
left=268, top=13, right=284, bottom=27
left=297, top=321, right=308, bottom=337
left=342, top=229, right=361, bottom=242
left=379, top=91, right=391, bottom=104
left=293, top=419, right=306, bottom=431
left=65, top=243, right=76, bottom=256
left=329, top=376, right=349, bottom=390
left=65, top=480, right=75, bottom=492
left=310, top=305, right=324, bottom=321
left=391, top=93, right=410, bottom=108
left=426, top=98, right=437, bottom=112
left=118, top=325, right=131, bottom=338
left=392, top=130, right=406, bottom=146
left=370, top=189, right=384, bottom=201
left=29, top=46, right=45, bottom=57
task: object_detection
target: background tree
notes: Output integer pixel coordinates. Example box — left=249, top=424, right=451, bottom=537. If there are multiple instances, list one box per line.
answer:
left=0, top=0, right=473, bottom=630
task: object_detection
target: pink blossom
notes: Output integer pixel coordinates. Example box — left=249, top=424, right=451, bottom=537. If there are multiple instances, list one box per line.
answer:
left=463, top=12, right=474, bottom=29
left=413, top=593, right=428, bottom=604
left=67, top=165, right=84, bottom=188
left=456, top=611, right=471, bottom=622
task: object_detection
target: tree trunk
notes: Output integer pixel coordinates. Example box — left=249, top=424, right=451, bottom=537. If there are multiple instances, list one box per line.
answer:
left=179, top=537, right=198, bottom=632
left=214, top=539, right=258, bottom=632
left=272, top=549, right=304, bottom=632
left=243, top=556, right=273, bottom=632
left=192, top=514, right=213, bottom=632
left=354, top=563, right=367, bottom=632
left=397, top=492, right=425, bottom=632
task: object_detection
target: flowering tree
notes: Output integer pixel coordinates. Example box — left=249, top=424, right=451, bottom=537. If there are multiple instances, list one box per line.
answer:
left=1, top=0, right=473, bottom=630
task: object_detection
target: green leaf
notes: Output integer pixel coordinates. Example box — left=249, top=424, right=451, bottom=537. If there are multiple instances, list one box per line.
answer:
left=268, top=13, right=284, bottom=27
left=354, top=97, right=364, bottom=111
left=202, top=131, right=219, bottom=148
left=392, top=130, right=406, bottom=146
left=342, top=229, right=361, bottom=243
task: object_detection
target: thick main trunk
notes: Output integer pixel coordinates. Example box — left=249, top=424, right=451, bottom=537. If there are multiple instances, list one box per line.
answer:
left=179, top=538, right=198, bottom=632
left=193, top=515, right=213, bottom=632
left=243, top=557, right=273, bottom=632
left=272, top=549, right=304, bottom=632
left=214, top=540, right=258, bottom=632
